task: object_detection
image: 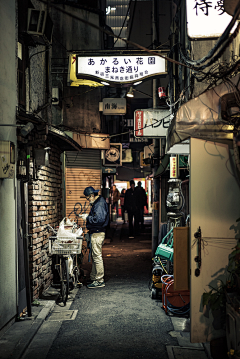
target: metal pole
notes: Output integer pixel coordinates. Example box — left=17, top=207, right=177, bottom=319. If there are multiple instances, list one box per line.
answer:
left=152, top=0, right=160, bottom=257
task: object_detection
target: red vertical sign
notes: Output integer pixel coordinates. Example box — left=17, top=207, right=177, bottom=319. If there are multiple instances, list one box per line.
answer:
left=135, top=111, right=143, bottom=136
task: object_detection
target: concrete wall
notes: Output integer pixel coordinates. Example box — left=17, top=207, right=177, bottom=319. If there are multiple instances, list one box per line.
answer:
left=190, top=138, right=240, bottom=343
left=0, top=0, right=17, bottom=329
left=51, top=4, right=102, bottom=130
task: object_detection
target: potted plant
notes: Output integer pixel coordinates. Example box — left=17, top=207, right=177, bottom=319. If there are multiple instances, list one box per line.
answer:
left=227, top=241, right=240, bottom=293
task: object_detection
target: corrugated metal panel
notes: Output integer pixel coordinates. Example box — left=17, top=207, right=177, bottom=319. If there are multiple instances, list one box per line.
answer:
left=65, top=168, right=102, bottom=224
left=65, top=149, right=101, bottom=169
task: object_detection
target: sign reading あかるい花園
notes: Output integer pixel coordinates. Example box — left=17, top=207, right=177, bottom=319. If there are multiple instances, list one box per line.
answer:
left=77, top=55, right=166, bottom=84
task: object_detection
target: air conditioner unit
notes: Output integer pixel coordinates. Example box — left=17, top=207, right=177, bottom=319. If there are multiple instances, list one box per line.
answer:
left=144, top=144, right=154, bottom=159
left=27, top=9, right=53, bottom=44
left=122, top=149, right=133, bottom=162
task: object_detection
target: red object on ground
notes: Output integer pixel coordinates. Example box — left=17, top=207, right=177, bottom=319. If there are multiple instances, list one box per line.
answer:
left=161, top=275, right=190, bottom=314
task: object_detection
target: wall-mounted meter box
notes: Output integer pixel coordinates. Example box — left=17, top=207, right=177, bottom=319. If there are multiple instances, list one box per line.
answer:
left=0, top=141, right=15, bottom=179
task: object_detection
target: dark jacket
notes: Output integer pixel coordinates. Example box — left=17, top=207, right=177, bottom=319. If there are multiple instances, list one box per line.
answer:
left=86, top=196, right=109, bottom=234
left=112, top=188, right=120, bottom=203
left=135, top=187, right=147, bottom=208
left=124, top=188, right=138, bottom=213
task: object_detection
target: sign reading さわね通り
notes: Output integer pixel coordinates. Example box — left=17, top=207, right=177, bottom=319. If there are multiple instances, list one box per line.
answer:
left=77, top=55, right=166, bottom=84
left=134, top=109, right=170, bottom=138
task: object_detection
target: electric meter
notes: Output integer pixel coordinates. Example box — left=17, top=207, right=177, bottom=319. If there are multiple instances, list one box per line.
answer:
left=0, top=141, right=15, bottom=179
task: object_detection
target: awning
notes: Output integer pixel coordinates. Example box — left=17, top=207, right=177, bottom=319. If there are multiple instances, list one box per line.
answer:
left=48, top=126, right=82, bottom=151
left=166, top=75, right=240, bottom=151
left=17, top=109, right=81, bottom=152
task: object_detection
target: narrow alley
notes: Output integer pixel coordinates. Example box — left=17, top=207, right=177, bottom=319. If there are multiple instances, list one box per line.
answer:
left=0, top=218, right=211, bottom=359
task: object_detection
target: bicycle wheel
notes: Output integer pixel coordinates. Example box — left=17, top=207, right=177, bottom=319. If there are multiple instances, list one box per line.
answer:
left=72, top=255, right=79, bottom=287
left=60, top=257, right=69, bottom=305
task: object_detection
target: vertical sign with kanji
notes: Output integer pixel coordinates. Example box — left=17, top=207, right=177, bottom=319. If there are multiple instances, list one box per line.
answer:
left=135, top=111, right=144, bottom=137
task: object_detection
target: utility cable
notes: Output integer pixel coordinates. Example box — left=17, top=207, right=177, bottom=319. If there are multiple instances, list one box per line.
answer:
left=37, top=0, right=201, bottom=71
left=179, top=0, right=240, bottom=68
left=179, top=1, right=240, bottom=70
left=127, top=0, right=137, bottom=46
left=113, top=0, right=133, bottom=47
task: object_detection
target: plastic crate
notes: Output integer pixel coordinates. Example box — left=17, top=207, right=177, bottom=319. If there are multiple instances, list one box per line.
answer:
left=49, top=236, right=83, bottom=255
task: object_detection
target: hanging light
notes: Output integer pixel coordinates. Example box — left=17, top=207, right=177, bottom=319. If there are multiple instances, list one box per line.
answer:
left=126, top=87, right=134, bottom=98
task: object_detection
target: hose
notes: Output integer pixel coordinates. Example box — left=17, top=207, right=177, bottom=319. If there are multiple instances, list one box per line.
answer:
left=161, top=275, right=190, bottom=315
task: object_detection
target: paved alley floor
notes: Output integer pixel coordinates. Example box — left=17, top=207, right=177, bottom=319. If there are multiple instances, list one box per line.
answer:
left=0, top=218, right=212, bottom=359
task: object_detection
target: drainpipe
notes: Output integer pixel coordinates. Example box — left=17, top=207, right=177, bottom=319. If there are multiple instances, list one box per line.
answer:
left=152, top=0, right=160, bottom=257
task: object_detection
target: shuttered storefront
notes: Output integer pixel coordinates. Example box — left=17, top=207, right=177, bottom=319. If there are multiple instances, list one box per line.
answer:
left=65, top=150, right=102, bottom=219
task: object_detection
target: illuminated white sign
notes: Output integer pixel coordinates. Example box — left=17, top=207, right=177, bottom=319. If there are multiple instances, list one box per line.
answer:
left=134, top=109, right=170, bottom=138
left=77, top=55, right=166, bottom=84
left=186, top=0, right=237, bottom=38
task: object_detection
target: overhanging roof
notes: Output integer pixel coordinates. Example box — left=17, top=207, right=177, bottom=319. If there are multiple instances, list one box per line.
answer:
left=48, top=126, right=82, bottom=151
left=166, top=75, right=240, bottom=151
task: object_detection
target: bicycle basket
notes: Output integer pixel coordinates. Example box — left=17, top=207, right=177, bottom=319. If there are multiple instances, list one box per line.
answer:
left=49, top=236, right=83, bottom=255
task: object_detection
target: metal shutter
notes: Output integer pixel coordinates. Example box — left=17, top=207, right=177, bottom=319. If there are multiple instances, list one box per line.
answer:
left=65, top=150, right=102, bottom=221
left=65, top=149, right=101, bottom=169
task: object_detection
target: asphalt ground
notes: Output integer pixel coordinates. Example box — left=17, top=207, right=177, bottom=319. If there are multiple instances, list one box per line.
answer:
left=0, top=218, right=212, bottom=359
left=45, top=218, right=179, bottom=359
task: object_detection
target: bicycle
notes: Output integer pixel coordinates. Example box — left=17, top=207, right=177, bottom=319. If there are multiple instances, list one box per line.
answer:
left=47, top=221, right=83, bottom=305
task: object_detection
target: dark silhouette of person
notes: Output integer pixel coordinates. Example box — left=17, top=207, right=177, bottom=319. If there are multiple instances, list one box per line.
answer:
left=120, top=188, right=126, bottom=223
left=135, top=181, right=148, bottom=230
left=124, top=180, right=139, bottom=238
left=112, top=184, right=120, bottom=218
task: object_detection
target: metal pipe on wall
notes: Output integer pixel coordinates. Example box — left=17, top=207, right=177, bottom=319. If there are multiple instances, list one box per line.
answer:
left=151, top=0, right=160, bottom=256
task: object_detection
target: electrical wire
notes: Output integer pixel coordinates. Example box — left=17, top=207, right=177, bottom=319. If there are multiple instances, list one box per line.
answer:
left=113, top=0, right=132, bottom=47
left=37, top=0, right=199, bottom=71
left=127, top=0, right=137, bottom=46
left=178, top=0, right=240, bottom=69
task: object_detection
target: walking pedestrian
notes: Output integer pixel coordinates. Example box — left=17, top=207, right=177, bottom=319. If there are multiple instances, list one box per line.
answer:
left=79, top=186, right=109, bottom=288
left=120, top=188, right=126, bottom=223
left=112, top=184, right=120, bottom=218
left=135, top=181, right=148, bottom=230
left=124, top=180, right=139, bottom=238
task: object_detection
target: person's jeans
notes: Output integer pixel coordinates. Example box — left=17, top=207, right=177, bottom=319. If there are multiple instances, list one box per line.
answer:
left=128, top=210, right=140, bottom=236
left=121, top=205, right=125, bottom=221
left=112, top=201, right=119, bottom=217
left=90, top=232, right=105, bottom=282
left=139, top=207, right=144, bottom=227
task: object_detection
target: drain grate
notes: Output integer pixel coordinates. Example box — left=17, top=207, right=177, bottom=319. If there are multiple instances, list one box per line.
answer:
left=47, top=310, right=78, bottom=321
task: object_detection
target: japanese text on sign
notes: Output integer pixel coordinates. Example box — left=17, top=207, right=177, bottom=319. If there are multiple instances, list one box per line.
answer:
left=187, top=0, right=237, bottom=38
left=77, top=55, right=166, bottom=83
left=134, top=109, right=170, bottom=138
